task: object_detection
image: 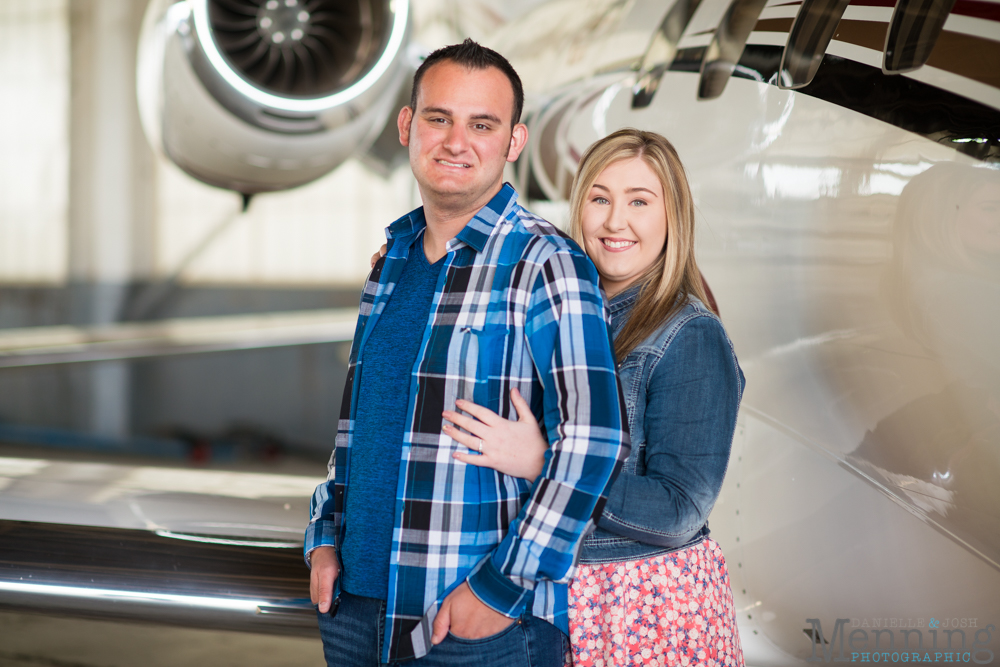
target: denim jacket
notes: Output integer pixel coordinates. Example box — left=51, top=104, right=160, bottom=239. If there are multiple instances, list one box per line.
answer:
left=578, top=283, right=745, bottom=564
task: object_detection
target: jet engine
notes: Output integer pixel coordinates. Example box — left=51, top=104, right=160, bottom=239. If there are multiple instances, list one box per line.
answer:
left=137, top=0, right=411, bottom=194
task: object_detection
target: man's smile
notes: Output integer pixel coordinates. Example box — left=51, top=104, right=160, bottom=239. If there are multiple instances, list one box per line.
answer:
left=435, top=159, right=471, bottom=168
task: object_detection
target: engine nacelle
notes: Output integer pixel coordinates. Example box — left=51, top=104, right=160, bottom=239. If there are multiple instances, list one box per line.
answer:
left=137, top=0, right=410, bottom=194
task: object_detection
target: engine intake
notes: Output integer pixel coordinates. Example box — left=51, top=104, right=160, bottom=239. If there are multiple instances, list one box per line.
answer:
left=138, top=0, right=410, bottom=194
left=209, top=0, right=390, bottom=98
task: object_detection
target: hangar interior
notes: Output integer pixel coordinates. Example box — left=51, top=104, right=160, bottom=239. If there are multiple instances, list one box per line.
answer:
left=0, top=1, right=546, bottom=664
left=0, top=0, right=542, bottom=468
left=3, top=0, right=1000, bottom=665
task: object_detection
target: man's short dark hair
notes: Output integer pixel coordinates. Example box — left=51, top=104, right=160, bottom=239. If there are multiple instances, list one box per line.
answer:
left=410, top=38, right=524, bottom=128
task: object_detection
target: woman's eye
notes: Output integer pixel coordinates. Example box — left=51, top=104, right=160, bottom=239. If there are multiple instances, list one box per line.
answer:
left=631, top=199, right=647, bottom=207
left=592, top=197, right=609, bottom=205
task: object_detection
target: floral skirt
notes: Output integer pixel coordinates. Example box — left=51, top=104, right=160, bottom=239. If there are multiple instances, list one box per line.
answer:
left=567, top=538, right=744, bottom=667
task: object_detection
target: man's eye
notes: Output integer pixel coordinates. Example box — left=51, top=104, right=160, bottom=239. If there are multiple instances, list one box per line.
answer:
left=474, top=124, right=490, bottom=130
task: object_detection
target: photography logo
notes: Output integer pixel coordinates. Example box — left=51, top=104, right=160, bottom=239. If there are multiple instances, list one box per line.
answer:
left=805, top=617, right=996, bottom=664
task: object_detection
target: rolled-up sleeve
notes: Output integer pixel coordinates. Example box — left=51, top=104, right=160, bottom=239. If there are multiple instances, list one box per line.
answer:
left=304, top=474, right=339, bottom=567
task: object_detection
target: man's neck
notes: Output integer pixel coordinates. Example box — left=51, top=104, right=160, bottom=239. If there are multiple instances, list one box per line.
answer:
left=420, top=184, right=503, bottom=264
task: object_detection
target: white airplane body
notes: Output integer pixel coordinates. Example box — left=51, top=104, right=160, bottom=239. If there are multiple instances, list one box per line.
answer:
left=498, top=0, right=1000, bottom=662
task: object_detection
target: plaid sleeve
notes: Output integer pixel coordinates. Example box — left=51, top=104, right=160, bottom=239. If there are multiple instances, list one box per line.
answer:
left=303, top=379, right=353, bottom=566
left=304, top=396, right=352, bottom=565
left=304, top=476, right=339, bottom=567
left=303, top=259, right=385, bottom=567
left=466, top=248, right=629, bottom=614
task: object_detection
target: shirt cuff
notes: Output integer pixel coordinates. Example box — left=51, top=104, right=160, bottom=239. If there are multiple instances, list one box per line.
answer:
left=465, top=555, right=531, bottom=618
left=303, top=519, right=338, bottom=569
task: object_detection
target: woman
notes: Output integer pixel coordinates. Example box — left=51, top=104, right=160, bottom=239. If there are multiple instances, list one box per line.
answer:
left=439, top=129, right=746, bottom=666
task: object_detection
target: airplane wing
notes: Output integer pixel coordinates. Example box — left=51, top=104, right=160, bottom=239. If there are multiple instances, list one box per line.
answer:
left=0, top=309, right=358, bottom=368
left=0, top=455, right=324, bottom=635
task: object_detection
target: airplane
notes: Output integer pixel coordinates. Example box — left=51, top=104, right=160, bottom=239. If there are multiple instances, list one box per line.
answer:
left=1, top=0, right=997, bottom=663
left=496, top=0, right=1000, bottom=663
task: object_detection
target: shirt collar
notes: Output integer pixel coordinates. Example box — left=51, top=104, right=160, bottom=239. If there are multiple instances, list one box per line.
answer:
left=385, top=205, right=426, bottom=245
left=385, top=183, right=519, bottom=254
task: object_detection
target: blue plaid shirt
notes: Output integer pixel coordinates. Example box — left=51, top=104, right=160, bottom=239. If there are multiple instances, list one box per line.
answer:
left=305, top=184, right=628, bottom=662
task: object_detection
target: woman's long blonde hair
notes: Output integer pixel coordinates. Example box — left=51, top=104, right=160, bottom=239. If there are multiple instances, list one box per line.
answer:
left=568, top=128, right=714, bottom=360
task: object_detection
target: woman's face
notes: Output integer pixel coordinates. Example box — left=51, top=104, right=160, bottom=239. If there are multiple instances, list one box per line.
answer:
left=580, top=157, right=668, bottom=297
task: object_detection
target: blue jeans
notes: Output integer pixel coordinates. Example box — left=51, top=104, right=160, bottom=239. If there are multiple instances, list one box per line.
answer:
left=316, top=591, right=568, bottom=667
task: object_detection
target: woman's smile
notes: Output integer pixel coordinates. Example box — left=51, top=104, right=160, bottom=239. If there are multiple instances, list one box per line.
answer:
left=599, top=237, right=638, bottom=251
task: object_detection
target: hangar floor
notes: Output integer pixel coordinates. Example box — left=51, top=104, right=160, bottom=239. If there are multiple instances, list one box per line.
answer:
left=0, top=611, right=323, bottom=666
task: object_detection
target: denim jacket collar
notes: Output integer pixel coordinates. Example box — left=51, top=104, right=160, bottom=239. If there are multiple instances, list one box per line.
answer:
left=607, top=282, right=642, bottom=336
left=608, top=282, right=641, bottom=316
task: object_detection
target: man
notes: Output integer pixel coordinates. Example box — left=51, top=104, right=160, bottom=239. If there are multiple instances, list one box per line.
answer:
left=306, top=39, right=627, bottom=666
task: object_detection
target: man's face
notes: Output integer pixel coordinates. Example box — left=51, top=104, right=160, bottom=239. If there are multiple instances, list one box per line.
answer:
left=398, top=61, right=527, bottom=212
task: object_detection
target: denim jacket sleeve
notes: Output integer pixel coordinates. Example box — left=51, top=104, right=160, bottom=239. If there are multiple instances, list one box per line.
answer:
left=597, top=314, right=744, bottom=547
